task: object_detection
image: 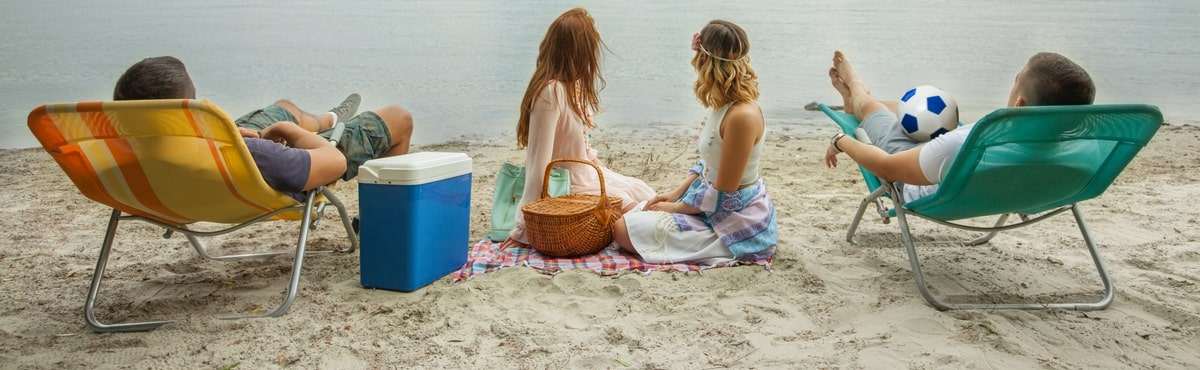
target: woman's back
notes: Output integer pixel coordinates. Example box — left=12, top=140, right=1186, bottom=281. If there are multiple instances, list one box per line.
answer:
left=698, top=103, right=766, bottom=186
left=512, top=80, right=654, bottom=242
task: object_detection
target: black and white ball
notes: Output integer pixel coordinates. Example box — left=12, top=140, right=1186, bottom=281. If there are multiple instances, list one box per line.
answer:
left=897, top=85, right=958, bottom=141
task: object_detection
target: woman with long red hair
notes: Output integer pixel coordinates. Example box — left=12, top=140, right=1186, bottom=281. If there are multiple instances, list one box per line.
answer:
left=510, top=8, right=654, bottom=243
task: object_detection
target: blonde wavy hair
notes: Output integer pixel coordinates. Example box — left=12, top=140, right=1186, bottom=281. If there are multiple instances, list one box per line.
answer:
left=691, top=20, right=758, bottom=108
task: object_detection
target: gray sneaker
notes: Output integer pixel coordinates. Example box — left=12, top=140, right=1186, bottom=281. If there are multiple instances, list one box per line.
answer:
left=328, top=93, right=361, bottom=122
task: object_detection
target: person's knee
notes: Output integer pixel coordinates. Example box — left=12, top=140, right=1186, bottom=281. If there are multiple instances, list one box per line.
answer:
left=273, top=99, right=304, bottom=119
left=376, top=105, right=414, bottom=139
left=612, top=218, right=633, bottom=250
left=273, top=99, right=296, bottom=109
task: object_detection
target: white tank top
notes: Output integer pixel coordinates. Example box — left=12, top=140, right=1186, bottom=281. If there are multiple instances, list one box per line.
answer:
left=698, top=103, right=765, bottom=186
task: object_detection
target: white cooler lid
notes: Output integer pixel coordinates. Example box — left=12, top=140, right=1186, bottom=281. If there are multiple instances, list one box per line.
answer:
left=357, top=152, right=472, bottom=185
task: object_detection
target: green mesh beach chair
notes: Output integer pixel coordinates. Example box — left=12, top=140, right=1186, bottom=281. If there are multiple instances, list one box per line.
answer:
left=819, top=104, right=1162, bottom=311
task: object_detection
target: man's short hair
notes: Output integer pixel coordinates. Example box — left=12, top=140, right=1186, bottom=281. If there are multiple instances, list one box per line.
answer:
left=1021, top=52, right=1095, bottom=106
left=113, top=56, right=195, bottom=101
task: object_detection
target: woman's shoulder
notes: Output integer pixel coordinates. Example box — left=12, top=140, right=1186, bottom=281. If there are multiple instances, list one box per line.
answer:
left=719, top=102, right=765, bottom=141
left=539, top=80, right=567, bottom=97
left=530, top=79, right=567, bottom=108
left=726, top=101, right=761, bottom=115
left=724, top=102, right=763, bottom=125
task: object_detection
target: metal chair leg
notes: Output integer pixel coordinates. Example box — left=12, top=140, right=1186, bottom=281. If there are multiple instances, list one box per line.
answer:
left=896, top=203, right=1114, bottom=311
left=847, top=186, right=890, bottom=243
left=847, top=195, right=873, bottom=243
left=310, top=203, right=329, bottom=229
left=83, top=188, right=359, bottom=330
left=321, top=188, right=359, bottom=253
left=85, top=209, right=172, bottom=332
left=964, top=214, right=1010, bottom=246
left=222, top=191, right=318, bottom=319
left=184, top=232, right=289, bottom=261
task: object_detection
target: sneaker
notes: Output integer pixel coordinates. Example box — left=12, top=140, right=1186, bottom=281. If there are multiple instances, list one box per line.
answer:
left=328, top=93, right=361, bottom=122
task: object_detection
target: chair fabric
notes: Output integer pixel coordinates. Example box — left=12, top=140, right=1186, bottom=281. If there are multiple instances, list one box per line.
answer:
left=28, top=99, right=299, bottom=225
left=904, top=105, right=1162, bottom=220
left=819, top=104, right=1161, bottom=221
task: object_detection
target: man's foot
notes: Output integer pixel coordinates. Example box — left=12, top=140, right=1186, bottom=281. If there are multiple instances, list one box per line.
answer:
left=829, top=67, right=852, bottom=101
left=832, top=51, right=890, bottom=120
left=328, top=93, right=361, bottom=123
left=832, top=50, right=861, bottom=87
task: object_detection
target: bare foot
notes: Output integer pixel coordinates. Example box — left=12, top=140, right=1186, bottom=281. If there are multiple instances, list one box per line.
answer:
left=832, top=51, right=853, bottom=82
left=829, top=67, right=851, bottom=97
left=829, top=67, right=854, bottom=115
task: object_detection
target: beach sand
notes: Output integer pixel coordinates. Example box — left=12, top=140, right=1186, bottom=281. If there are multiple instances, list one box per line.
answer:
left=1, top=123, right=1198, bottom=369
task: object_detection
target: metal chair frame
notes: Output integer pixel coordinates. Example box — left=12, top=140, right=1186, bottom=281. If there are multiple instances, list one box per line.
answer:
left=846, top=180, right=1113, bottom=311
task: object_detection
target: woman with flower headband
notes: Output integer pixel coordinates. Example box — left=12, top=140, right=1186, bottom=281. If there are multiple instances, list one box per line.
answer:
left=612, top=20, right=778, bottom=264
left=510, top=8, right=655, bottom=244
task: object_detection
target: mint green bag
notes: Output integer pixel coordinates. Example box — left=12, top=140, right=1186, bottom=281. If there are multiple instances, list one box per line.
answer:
left=488, top=162, right=570, bottom=241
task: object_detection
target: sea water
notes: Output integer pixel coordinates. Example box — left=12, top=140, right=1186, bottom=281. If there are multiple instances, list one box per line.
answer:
left=1, top=0, right=1197, bottom=149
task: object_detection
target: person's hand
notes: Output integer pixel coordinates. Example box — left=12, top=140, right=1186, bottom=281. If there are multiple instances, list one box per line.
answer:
left=669, top=201, right=702, bottom=215
left=647, top=201, right=702, bottom=215
left=260, top=122, right=295, bottom=145
left=647, top=201, right=676, bottom=213
left=508, top=223, right=527, bottom=245
left=237, top=127, right=260, bottom=139
left=645, top=193, right=677, bottom=209
left=825, top=142, right=841, bottom=168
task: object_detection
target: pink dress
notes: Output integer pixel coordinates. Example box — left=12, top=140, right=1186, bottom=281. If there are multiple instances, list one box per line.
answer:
left=510, top=80, right=655, bottom=243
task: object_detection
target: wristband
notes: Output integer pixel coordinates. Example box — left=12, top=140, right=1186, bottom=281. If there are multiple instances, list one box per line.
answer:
left=831, top=133, right=846, bottom=153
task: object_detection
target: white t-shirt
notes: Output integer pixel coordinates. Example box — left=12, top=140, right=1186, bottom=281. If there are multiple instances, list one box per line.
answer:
left=903, top=124, right=974, bottom=201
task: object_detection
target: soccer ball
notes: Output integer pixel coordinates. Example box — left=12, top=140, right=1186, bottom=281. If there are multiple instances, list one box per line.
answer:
left=897, top=85, right=958, bottom=142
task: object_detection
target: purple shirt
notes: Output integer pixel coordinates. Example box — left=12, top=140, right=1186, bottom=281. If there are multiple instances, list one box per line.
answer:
left=244, top=138, right=310, bottom=201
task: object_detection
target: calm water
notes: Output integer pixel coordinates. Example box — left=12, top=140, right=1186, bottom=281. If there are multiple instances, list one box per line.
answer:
left=2, top=0, right=1198, bottom=148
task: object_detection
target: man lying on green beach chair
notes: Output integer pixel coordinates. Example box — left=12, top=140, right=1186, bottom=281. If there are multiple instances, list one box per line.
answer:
left=822, top=51, right=1095, bottom=199
left=113, top=56, right=415, bottom=198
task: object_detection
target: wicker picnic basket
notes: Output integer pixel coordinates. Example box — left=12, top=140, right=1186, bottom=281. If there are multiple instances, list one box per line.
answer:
left=521, top=159, right=623, bottom=257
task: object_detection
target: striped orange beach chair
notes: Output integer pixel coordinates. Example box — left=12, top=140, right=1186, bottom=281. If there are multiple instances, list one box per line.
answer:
left=27, top=99, right=358, bottom=332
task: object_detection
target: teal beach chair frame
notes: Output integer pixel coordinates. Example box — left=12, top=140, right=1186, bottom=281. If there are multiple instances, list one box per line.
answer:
left=818, top=104, right=1162, bottom=311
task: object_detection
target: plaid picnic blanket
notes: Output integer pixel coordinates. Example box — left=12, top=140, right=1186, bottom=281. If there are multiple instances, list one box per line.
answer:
left=452, top=239, right=773, bottom=281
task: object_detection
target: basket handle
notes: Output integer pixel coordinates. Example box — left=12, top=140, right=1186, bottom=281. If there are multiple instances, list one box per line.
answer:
left=539, top=159, right=612, bottom=223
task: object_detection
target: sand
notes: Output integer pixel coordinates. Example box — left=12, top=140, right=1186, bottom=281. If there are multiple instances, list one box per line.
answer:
left=1, top=123, right=1198, bottom=369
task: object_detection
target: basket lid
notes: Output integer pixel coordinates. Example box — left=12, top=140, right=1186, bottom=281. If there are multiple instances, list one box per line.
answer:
left=357, top=152, right=472, bottom=185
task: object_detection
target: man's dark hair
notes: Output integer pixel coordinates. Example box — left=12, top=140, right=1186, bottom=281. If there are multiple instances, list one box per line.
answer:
left=113, top=56, right=196, bottom=101
left=1021, top=52, right=1095, bottom=106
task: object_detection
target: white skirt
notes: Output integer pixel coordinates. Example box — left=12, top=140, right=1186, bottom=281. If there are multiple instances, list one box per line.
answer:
left=623, top=201, right=734, bottom=265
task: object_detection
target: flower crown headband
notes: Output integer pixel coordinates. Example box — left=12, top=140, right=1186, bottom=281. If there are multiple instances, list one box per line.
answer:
left=691, top=32, right=746, bottom=62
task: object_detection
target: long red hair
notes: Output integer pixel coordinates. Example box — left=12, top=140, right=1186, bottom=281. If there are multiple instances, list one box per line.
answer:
left=516, top=8, right=605, bottom=148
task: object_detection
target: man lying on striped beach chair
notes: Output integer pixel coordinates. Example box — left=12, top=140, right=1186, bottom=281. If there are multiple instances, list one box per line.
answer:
left=112, top=56, right=416, bottom=198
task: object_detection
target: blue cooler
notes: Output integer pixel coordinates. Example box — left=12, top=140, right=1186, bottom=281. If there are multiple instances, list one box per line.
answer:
left=356, top=152, right=472, bottom=292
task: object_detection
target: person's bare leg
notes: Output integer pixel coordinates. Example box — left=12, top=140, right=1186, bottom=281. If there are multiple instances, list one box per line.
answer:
left=371, top=105, right=414, bottom=157
left=273, top=99, right=334, bottom=132
left=833, top=51, right=890, bottom=121
left=834, top=68, right=899, bottom=115
left=883, top=101, right=900, bottom=115
left=611, top=218, right=639, bottom=256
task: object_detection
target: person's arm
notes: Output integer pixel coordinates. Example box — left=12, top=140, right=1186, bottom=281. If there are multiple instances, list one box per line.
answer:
left=238, top=127, right=260, bottom=138
left=663, top=173, right=700, bottom=202
left=510, top=84, right=560, bottom=242
left=825, top=135, right=931, bottom=185
left=648, top=106, right=764, bottom=216
left=261, top=122, right=347, bottom=190
left=644, top=172, right=699, bottom=213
